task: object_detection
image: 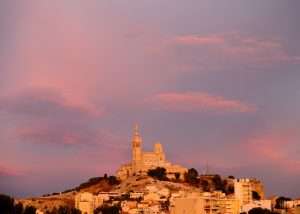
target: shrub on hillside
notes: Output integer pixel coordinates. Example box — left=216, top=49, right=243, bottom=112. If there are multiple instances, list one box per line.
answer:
left=249, top=207, right=279, bottom=214
left=275, top=196, right=291, bottom=209
left=45, top=206, right=81, bottom=214
left=174, top=172, right=180, bottom=181
left=199, top=179, right=210, bottom=191
left=58, top=206, right=81, bottom=214
left=185, top=168, right=199, bottom=185
left=75, top=175, right=120, bottom=191
left=94, top=204, right=120, bottom=214
left=252, top=191, right=261, bottom=200
left=212, top=175, right=224, bottom=191
left=108, top=176, right=120, bottom=185
left=147, top=167, right=167, bottom=181
left=23, top=206, right=37, bottom=214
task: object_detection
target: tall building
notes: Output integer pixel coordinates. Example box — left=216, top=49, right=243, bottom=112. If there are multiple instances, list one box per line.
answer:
left=170, top=192, right=240, bottom=214
left=75, top=192, right=103, bottom=214
left=234, top=178, right=265, bottom=206
left=117, top=125, right=187, bottom=180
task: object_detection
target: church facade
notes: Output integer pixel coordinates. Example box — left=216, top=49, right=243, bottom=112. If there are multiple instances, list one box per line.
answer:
left=116, top=125, right=187, bottom=180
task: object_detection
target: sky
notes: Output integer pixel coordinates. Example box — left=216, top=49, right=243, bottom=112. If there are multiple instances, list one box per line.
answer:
left=0, top=0, right=300, bottom=198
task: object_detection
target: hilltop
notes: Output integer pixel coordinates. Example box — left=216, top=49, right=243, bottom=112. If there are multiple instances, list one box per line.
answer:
left=18, top=171, right=233, bottom=213
left=18, top=175, right=119, bottom=211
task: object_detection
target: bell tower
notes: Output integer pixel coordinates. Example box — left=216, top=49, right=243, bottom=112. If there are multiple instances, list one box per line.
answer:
left=154, top=142, right=165, bottom=162
left=132, top=124, right=142, bottom=171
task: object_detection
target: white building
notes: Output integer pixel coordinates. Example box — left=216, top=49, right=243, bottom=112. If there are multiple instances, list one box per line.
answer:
left=284, top=199, right=300, bottom=209
left=242, top=200, right=272, bottom=213
left=75, top=192, right=103, bottom=214
left=130, top=191, right=145, bottom=199
left=234, top=178, right=264, bottom=206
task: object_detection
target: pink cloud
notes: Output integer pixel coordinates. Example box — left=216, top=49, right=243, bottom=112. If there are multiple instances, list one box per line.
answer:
left=176, top=128, right=300, bottom=175
left=0, top=165, right=25, bottom=177
left=15, top=117, right=129, bottom=148
left=16, top=126, right=84, bottom=145
left=0, top=87, right=103, bottom=118
left=242, top=130, right=300, bottom=173
left=148, top=92, right=256, bottom=113
left=170, top=33, right=300, bottom=72
left=175, top=35, right=225, bottom=45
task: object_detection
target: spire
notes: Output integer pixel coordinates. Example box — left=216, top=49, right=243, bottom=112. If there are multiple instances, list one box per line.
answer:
left=132, top=123, right=142, bottom=146
left=133, top=124, right=139, bottom=137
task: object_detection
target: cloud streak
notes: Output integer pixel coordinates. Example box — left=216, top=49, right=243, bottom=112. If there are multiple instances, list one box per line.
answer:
left=243, top=130, right=300, bottom=173
left=169, top=32, right=300, bottom=73
left=175, top=35, right=225, bottom=46
left=148, top=92, right=256, bottom=113
left=0, top=88, right=106, bottom=146
left=0, top=165, right=25, bottom=177
left=0, top=87, right=103, bottom=118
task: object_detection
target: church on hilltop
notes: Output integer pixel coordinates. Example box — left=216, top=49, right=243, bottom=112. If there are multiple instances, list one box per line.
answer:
left=116, top=125, right=187, bottom=180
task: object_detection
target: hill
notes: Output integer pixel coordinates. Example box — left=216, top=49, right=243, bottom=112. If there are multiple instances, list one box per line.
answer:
left=18, top=173, right=233, bottom=213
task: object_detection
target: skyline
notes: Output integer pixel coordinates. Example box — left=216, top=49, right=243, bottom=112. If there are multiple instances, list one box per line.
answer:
left=0, top=0, right=300, bottom=198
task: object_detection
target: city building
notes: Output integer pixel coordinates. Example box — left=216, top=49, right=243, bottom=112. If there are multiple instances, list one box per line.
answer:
left=285, top=199, right=300, bottom=209
left=234, top=178, right=264, bottom=206
left=242, top=200, right=272, bottom=213
left=170, top=191, right=240, bottom=214
left=292, top=207, right=300, bottom=214
left=36, top=210, right=44, bottom=214
left=117, top=125, right=187, bottom=180
left=75, top=192, right=103, bottom=214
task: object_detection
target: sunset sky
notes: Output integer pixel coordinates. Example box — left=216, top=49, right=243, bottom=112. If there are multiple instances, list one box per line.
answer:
left=1, top=0, right=300, bottom=198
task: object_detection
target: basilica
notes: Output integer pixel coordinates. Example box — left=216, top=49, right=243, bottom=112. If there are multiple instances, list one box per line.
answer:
left=116, top=125, right=187, bottom=180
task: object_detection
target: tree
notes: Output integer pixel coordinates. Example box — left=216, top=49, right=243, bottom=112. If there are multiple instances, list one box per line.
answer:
left=108, top=176, right=120, bottom=185
left=70, top=208, right=81, bottom=214
left=161, top=200, right=170, bottom=211
left=174, top=172, right=180, bottom=181
left=57, top=206, right=68, bottom=214
left=275, top=196, right=291, bottom=209
left=252, top=191, right=261, bottom=200
left=104, top=173, right=108, bottom=179
left=50, top=207, right=58, bottom=214
left=15, top=202, right=24, bottom=214
left=226, top=185, right=234, bottom=194
left=147, top=167, right=167, bottom=180
left=200, top=179, right=210, bottom=192
left=24, top=206, right=37, bottom=214
left=55, top=206, right=81, bottom=214
left=185, top=168, right=199, bottom=185
left=0, top=194, right=14, bottom=214
left=248, top=207, right=278, bottom=214
left=94, top=205, right=120, bottom=214
left=212, top=175, right=224, bottom=191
